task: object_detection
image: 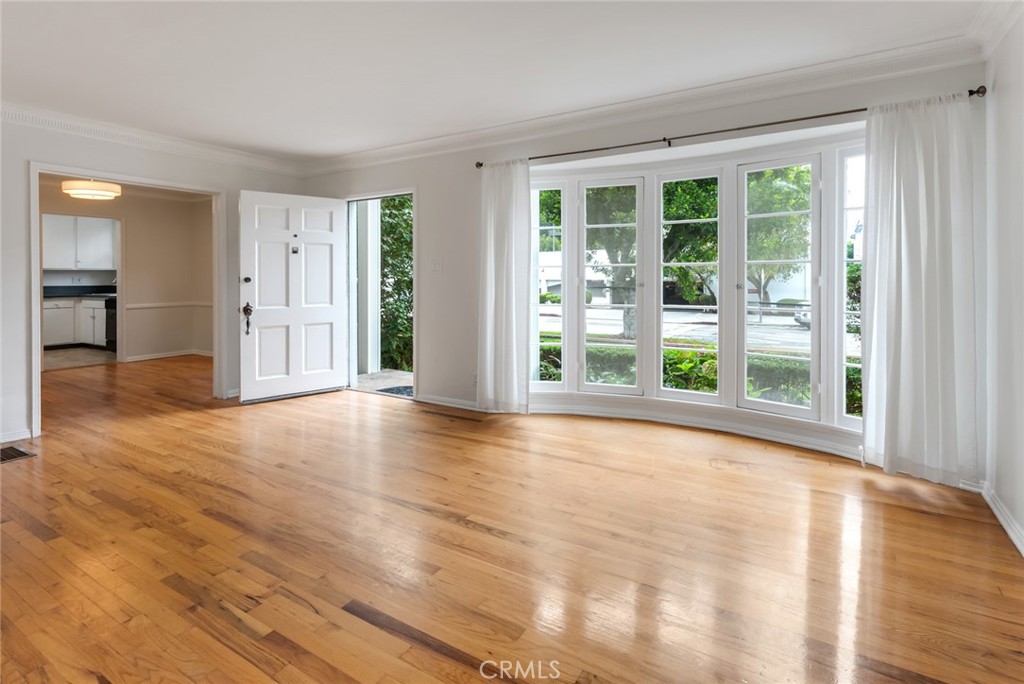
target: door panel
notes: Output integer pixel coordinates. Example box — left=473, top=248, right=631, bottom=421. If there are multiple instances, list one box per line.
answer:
left=240, top=191, right=348, bottom=402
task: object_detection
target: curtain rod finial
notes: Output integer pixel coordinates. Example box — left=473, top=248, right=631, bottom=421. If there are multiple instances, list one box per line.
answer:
left=969, top=85, right=987, bottom=98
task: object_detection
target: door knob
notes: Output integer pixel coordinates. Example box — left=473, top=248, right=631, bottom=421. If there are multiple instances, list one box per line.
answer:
left=242, top=302, right=254, bottom=335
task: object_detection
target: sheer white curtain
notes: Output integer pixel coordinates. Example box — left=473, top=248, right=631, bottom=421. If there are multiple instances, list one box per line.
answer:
left=863, top=93, right=980, bottom=487
left=477, top=159, right=531, bottom=413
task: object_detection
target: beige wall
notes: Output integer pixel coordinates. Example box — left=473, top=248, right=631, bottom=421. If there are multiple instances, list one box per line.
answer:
left=39, top=180, right=214, bottom=360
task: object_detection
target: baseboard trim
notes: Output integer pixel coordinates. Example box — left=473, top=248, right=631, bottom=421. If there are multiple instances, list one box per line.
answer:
left=415, top=394, right=478, bottom=411
left=124, top=350, right=211, bottom=362
left=1, top=430, right=32, bottom=445
left=983, top=484, right=1024, bottom=559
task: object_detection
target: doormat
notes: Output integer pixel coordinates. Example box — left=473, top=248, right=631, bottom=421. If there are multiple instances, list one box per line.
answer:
left=378, top=386, right=413, bottom=397
left=1, top=446, right=36, bottom=464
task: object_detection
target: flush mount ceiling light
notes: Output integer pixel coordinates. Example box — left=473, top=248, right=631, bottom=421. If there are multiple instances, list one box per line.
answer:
left=61, top=179, right=122, bottom=200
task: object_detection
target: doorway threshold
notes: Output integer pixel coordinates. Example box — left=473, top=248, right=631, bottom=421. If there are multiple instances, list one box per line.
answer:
left=355, top=369, right=414, bottom=399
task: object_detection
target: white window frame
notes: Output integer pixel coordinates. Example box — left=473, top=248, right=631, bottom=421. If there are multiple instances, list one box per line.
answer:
left=578, top=177, right=645, bottom=397
left=735, top=154, right=822, bottom=421
left=835, top=145, right=866, bottom=429
left=529, top=181, right=569, bottom=392
left=655, top=168, right=727, bottom=405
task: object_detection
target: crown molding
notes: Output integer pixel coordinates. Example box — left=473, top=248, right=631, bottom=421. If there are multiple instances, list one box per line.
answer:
left=2, top=103, right=304, bottom=178
left=3, top=32, right=990, bottom=181
left=967, top=1, right=1024, bottom=58
left=304, top=35, right=985, bottom=177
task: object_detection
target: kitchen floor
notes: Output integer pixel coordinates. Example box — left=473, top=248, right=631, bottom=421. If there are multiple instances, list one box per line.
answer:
left=43, top=347, right=116, bottom=371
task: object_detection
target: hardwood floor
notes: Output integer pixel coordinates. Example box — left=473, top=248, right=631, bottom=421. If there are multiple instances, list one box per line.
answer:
left=2, top=356, right=1022, bottom=684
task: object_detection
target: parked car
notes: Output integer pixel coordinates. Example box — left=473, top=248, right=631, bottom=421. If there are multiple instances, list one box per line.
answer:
left=794, top=310, right=811, bottom=329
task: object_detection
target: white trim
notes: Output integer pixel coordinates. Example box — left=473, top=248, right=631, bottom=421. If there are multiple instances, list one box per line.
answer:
left=306, top=37, right=982, bottom=174
left=1, top=430, right=33, bottom=445
left=226, top=388, right=240, bottom=399
left=124, top=350, right=212, bottom=362
left=3, top=102, right=302, bottom=177
left=984, top=484, right=1024, bottom=559
left=529, top=391, right=862, bottom=460
left=414, top=394, right=478, bottom=412
left=967, top=1, right=1024, bottom=58
left=124, top=301, right=213, bottom=310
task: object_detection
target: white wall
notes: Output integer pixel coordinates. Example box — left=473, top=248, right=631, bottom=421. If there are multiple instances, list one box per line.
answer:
left=984, top=14, right=1024, bottom=555
left=303, top=64, right=986, bottom=409
left=2, top=123, right=301, bottom=440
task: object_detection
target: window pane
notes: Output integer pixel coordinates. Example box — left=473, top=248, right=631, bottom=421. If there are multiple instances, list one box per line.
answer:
left=662, top=266, right=719, bottom=306
left=746, top=214, right=811, bottom=261
left=532, top=344, right=562, bottom=382
left=585, top=266, right=637, bottom=305
left=845, top=155, right=865, bottom=208
left=585, top=306, right=637, bottom=343
left=745, top=263, right=813, bottom=313
left=663, top=222, right=718, bottom=263
left=536, top=263, right=563, bottom=300
left=844, top=260, right=861, bottom=309
left=844, top=210, right=864, bottom=261
left=662, top=309, right=718, bottom=350
left=539, top=228, right=562, bottom=252
left=845, top=364, right=863, bottom=417
left=746, top=356, right=811, bottom=406
left=663, top=349, right=717, bottom=393
left=538, top=189, right=562, bottom=227
left=662, top=178, right=718, bottom=221
left=586, top=185, right=637, bottom=224
left=845, top=313, right=861, bottom=358
left=746, top=165, right=812, bottom=214
left=536, top=304, right=563, bottom=336
left=586, top=226, right=636, bottom=264
left=586, top=345, right=636, bottom=385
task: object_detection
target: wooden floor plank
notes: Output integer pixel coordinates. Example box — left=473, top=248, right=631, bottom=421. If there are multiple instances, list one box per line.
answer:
left=2, top=356, right=1022, bottom=683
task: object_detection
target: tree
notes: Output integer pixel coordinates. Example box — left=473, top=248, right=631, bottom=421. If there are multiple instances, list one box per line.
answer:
left=662, top=177, right=719, bottom=304
left=583, top=186, right=639, bottom=339
left=380, top=195, right=414, bottom=371
left=744, top=166, right=812, bottom=303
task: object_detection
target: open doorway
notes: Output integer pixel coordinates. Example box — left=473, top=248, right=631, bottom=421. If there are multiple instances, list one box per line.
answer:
left=38, top=173, right=214, bottom=373
left=350, top=194, right=414, bottom=398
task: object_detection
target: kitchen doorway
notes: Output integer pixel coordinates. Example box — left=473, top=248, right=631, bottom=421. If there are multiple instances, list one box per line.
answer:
left=350, top=193, right=415, bottom=399
left=39, top=174, right=215, bottom=373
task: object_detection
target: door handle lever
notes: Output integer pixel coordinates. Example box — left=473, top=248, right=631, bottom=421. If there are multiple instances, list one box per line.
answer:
left=242, top=302, right=254, bottom=335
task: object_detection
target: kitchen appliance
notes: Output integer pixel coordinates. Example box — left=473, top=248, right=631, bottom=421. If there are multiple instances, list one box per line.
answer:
left=105, top=297, right=117, bottom=352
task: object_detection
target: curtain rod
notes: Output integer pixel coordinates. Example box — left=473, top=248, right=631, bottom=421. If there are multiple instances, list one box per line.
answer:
left=474, top=85, right=987, bottom=168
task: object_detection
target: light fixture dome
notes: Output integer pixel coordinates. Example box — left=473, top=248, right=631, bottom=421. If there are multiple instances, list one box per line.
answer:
left=61, top=179, right=121, bottom=200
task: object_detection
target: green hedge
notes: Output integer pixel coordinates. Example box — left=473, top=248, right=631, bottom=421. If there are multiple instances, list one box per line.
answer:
left=663, top=349, right=717, bottom=392
left=537, top=344, right=863, bottom=417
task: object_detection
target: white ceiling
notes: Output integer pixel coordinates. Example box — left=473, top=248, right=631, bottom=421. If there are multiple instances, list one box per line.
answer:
left=1, top=1, right=990, bottom=162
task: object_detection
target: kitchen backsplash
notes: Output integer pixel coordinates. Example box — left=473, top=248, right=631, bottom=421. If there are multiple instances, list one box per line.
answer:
left=42, top=269, right=116, bottom=286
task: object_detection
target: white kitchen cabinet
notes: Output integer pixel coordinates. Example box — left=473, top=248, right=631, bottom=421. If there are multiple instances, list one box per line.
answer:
left=42, top=214, right=77, bottom=269
left=76, top=217, right=117, bottom=269
left=43, top=299, right=77, bottom=346
left=42, top=214, right=118, bottom=270
left=76, top=299, right=106, bottom=345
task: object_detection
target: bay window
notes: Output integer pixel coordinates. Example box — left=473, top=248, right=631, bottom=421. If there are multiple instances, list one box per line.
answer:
left=529, top=130, right=864, bottom=441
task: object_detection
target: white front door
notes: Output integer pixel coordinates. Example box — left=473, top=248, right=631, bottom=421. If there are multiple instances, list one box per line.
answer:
left=239, top=191, right=348, bottom=403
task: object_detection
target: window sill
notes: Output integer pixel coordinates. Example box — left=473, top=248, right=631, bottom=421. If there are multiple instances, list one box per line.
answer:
left=528, top=391, right=863, bottom=461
